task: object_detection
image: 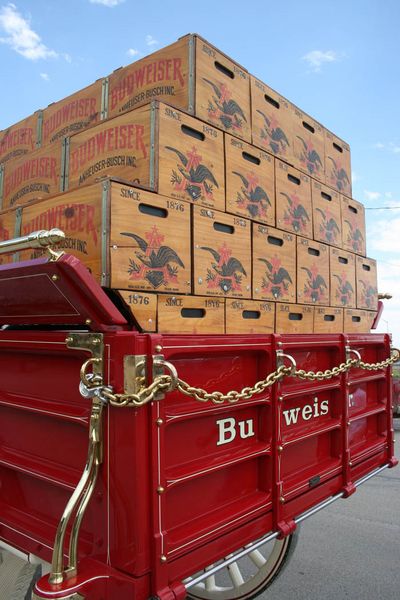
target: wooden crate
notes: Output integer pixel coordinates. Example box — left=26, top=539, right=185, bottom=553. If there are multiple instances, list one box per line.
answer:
left=108, top=34, right=251, bottom=141
left=0, top=208, right=18, bottom=264
left=225, top=134, right=275, bottom=224
left=314, top=307, right=344, bottom=333
left=330, top=247, right=356, bottom=308
left=117, top=290, right=157, bottom=332
left=40, top=79, right=104, bottom=147
left=344, top=308, right=375, bottom=333
left=225, top=299, right=274, bottom=334
left=252, top=224, right=296, bottom=303
left=325, top=130, right=352, bottom=196
left=297, top=237, right=330, bottom=306
left=193, top=206, right=251, bottom=298
left=275, top=160, right=313, bottom=238
left=312, top=180, right=342, bottom=247
left=20, top=179, right=192, bottom=292
left=275, top=303, right=314, bottom=334
left=65, top=101, right=225, bottom=211
left=356, top=256, right=378, bottom=310
left=250, top=77, right=294, bottom=162
left=1, top=143, right=63, bottom=210
left=158, top=295, right=224, bottom=334
left=341, top=196, right=366, bottom=256
left=292, top=107, right=325, bottom=183
left=0, top=112, right=39, bottom=164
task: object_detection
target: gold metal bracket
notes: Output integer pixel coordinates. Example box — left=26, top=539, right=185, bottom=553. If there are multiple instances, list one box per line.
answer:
left=124, top=354, right=147, bottom=394
left=48, top=334, right=105, bottom=587
left=276, top=349, right=297, bottom=375
left=0, top=228, right=65, bottom=259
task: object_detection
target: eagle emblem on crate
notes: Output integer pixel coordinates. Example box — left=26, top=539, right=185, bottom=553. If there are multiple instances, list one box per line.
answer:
left=280, top=192, right=310, bottom=233
left=296, top=136, right=323, bottom=177
left=344, top=217, right=364, bottom=254
left=333, top=272, right=354, bottom=306
left=256, top=110, right=290, bottom=156
left=203, top=79, right=247, bottom=132
left=233, top=171, right=271, bottom=219
left=328, top=157, right=350, bottom=193
left=359, top=280, right=378, bottom=309
left=166, top=145, right=219, bottom=202
left=302, top=264, right=328, bottom=303
left=201, top=243, right=246, bottom=293
left=121, top=226, right=184, bottom=289
left=316, top=207, right=340, bottom=244
left=258, top=255, right=293, bottom=299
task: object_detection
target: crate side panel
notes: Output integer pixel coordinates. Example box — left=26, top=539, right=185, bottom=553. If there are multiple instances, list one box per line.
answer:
left=252, top=224, right=296, bottom=303
left=194, top=37, right=251, bottom=141
left=275, top=160, right=313, bottom=239
left=325, top=130, right=352, bottom=196
left=225, top=135, right=275, bottom=225
left=0, top=112, right=39, bottom=164
left=158, top=295, right=224, bottom=334
left=311, top=180, right=342, bottom=247
left=158, top=104, right=224, bottom=210
left=225, top=299, right=275, bottom=334
left=297, top=238, right=330, bottom=305
left=330, top=247, right=356, bottom=308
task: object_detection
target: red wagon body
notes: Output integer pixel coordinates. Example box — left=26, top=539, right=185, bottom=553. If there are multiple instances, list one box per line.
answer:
left=0, top=251, right=396, bottom=600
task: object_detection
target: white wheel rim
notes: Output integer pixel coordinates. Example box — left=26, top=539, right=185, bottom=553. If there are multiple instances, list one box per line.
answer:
left=187, top=536, right=292, bottom=600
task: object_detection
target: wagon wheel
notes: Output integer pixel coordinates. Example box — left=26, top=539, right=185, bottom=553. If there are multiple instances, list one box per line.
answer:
left=186, top=531, right=298, bottom=600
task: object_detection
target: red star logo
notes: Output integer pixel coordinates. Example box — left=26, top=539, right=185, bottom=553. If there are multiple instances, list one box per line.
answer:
left=246, top=172, right=259, bottom=192
left=219, top=83, right=231, bottom=103
left=187, top=146, right=202, bottom=171
left=146, top=226, right=164, bottom=250
left=310, top=263, right=319, bottom=280
left=218, top=242, right=232, bottom=267
left=270, top=255, right=282, bottom=273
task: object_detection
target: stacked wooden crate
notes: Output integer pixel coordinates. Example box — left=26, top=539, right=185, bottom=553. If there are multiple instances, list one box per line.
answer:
left=0, top=34, right=378, bottom=334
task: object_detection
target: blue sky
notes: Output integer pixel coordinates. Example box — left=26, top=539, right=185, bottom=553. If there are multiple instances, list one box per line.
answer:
left=0, top=0, right=399, bottom=345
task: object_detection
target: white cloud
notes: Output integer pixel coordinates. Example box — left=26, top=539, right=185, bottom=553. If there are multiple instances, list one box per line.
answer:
left=127, top=48, right=141, bottom=58
left=89, top=0, right=125, bottom=6
left=40, top=72, right=49, bottom=81
left=0, top=3, right=57, bottom=60
left=373, top=142, right=385, bottom=149
left=302, top=50, right=340, bottom=72
left=364, top=190, right=381, bottom=201
left=369, top=217, right=400, bottom=252
left=146, top=34, right=158, bottom=47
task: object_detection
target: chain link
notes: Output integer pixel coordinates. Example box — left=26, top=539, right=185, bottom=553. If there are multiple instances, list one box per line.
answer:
left=80, top=348, right=400, bottom=408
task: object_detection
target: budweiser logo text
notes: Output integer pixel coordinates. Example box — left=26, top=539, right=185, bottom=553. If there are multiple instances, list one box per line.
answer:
left=5, top=157, right=57, bottom=196
left=70, top=124, right=147, bottom=173
left=43, top=98, right=97, bottom=141
left=22, top=203, right=98, bottom=245
left=0, top=127, right=34, bottom=158
left=111, top=58, right=184, bottom=109
left=283, top=397, right=329, bottom=426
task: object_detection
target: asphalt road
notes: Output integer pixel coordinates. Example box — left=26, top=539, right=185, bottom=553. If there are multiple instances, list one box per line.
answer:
left=261, top=426, right=400, bottom=600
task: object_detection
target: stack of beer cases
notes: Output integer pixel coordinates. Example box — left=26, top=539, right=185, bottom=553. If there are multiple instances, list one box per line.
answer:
left=0, top=34, right=378, bottom=334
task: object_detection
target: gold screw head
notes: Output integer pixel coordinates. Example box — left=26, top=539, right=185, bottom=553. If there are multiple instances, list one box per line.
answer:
left=157, top=486, right=165, bottom=494
left=278, top=445, right=283, bottom=453
left=349, top=461, right=353, bottom=467
left=85, top=319, right=92, bottom=325
left=278, top=395, right=283, bottom=402
left=51, top=274, right=59, bottom=281
left=280, top=496, right=285, bottom=504
left=160, top=555, right=167, bottom=563
left=155, top=344, right=163, bottom=353
left=156, top=418, right=163, bottom=426
left=65, top=336, right=73, bottom=344
left=92, top=338, right=101, bottom=345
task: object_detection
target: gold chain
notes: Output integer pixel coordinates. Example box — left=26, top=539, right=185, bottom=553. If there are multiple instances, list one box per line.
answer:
left=82, top=348, right=400, bottom=408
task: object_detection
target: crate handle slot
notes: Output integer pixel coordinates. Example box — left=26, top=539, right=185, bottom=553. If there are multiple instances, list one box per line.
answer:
left=308, top=247, right=320, bottom=256
left=348, top=205, right=358, bottom=214
left=267, top=235, right=283, bottom=247
left=181, top=308, right=206, bottom=319
left=181, top=124, right=205, bottom=141
left=242, top=151, right=260, bottom=165
left=242, top=310, right=260, bottom=320
left=302, top=121, right=315, bottom=134
left=352, top=315, right=361, bottom=322
left=339, top=256, right=348, bottom=264
left=213, top=222, right=234, bottom=234
left=362, top=264, right=371, bottom=271
left=321, top=191, right=332, bottom=201
left=287, top=173, right=301, bottom=185
left=333, top=142, right=343, bottom=153
left=264, top=94, right=279, bottom=109
left=214, top=61, right=235, bottom=79
left=324, top=314, right=335, bottom=322
left=289, top=312, right=303, bottom=321
left=139, top=203, right=168, bottom=218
